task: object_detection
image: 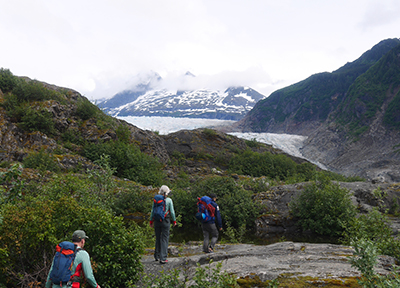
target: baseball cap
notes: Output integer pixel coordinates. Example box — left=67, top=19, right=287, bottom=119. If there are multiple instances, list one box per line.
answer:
left=72, top=230, right=89, bottom=241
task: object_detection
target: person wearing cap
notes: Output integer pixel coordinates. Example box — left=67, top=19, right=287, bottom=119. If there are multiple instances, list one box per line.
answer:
left=45, top=230, right=100, bottom=288
left=149, top=185, right=176, bottom=264
left=202, top=193, right=222, bottom=253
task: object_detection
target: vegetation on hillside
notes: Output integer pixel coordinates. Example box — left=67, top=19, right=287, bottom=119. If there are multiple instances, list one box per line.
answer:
left=1, top=67, right=398, bottom=287
left=335, top=43, right=400, bottom=136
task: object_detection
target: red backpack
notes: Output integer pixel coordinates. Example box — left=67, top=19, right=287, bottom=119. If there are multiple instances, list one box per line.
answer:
left=196, top=196, right=215, bottom=223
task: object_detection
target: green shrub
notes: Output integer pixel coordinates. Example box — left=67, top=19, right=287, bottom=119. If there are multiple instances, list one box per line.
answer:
left=0, top=195, right=144, bottom=288
left=61, top=128, right=85, bottom=145
left=0, top=163, right=24, bottom=204
left=228, top=150, right=297, bottom=180
left=245, top=138, right=260, bottom=148
left=83, top=140, right=165, bottom=186
left=38, top=173, right=113, bottom=211
left=12, top=79, right=62, bottom=103
left=193, top=176, right=261, bottom=230
left=0, top=68, right=18, bottom=93
left=342, top=208, right=400, bottom=259
left=111, top=185, right=153, bottom=216
left=342, top=208, right=392, bottom=244
left=350, top=239, right=400, bottom=287
left=203, top=128, right=217, bottom=137
left=19, top=106, right=55, bottom=134
left=23, top=149, right=60, bottom=173
left=116, top=124, right=131, bottom=143
left=75, top=98, right=98, bottom=120
left=1, top=93, right=26, bottom=120
left=169, top=187, right=198, bottom=228
left=289, top=177, right=357, bottom=236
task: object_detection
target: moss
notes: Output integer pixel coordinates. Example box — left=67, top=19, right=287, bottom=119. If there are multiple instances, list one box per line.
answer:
left=237, top=274, right=362, bottom=287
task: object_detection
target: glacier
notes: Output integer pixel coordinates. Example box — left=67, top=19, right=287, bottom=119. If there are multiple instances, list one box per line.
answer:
left=118, top=116, right=327, bottom=169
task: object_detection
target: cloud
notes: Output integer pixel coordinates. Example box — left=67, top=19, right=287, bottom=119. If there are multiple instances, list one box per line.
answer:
left=1, top=0, right=399, bottom=101
left=358, top=0, right=400, bottom=31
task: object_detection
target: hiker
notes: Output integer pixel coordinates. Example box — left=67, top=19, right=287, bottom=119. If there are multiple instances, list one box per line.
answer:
left=202, top=193, right=222, bottom=253
left=45, top=230, right=100, bottom=288
left=149, top=185, right=177, bottom=264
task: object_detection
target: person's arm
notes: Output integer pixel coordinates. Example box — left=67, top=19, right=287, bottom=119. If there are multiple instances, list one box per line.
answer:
left=79, top=250, right=99, bottom=288
left=149, top=205, right=155, bottom=227
left=166, top=198, right=176, bottom=225
left=215, top=204, right=222, bottom=229
left=45, top=258, right=55, bottom=288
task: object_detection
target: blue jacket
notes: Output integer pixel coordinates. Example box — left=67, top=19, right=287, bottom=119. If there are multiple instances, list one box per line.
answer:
left=209, top=201, right=222, bottom=228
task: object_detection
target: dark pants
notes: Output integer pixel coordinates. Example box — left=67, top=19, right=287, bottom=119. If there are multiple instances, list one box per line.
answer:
left=202, top=222, right=219, bottom=253
left=154, top=217, right=171, bottom=261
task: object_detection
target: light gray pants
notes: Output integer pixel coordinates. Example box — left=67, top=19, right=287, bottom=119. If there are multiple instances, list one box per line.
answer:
left=202, top=222, right=219, bottom=253
left=154, top=217, right=171, bottom=261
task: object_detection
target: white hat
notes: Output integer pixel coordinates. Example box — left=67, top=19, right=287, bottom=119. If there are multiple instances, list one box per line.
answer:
left=159, top=185, right=171, bottom=196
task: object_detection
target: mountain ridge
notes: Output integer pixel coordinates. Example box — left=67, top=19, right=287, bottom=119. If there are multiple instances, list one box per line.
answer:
left=233, top=38, right=400, bottom=135
left=97, top=73, right=266, bottom=120
left=231, top=38, right=400, bottom=182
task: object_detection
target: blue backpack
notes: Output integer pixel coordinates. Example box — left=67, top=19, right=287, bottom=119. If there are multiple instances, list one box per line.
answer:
left=49, top=241, right=77, bottom=285
left=153, top=194, right=167, bottom=222
left=196, top=196, right=216, bottom=223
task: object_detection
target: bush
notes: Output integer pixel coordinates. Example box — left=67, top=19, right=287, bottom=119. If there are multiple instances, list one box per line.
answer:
left=0, top=195, right=144, bottom=288
left=193, top=176, right=261, bottom=230
left=342, top=208, right=400, bottom=260
left=228, top=150, right=297, bottom=180
left=83, top=140, right=165, bottom=186
left=350, top=239, right=400, bottom=287
left=12, top=79, right=62, bottom=103
left=111, top=185, right=153, bottom=216
left=289, top=177, right=357, bottom=236
left=19, top=106, right=55, bottom=134
left=0, top=163, right=24, bottom=204
left=61, top=128, right=85, bottom=145
left=75, top=98, right=98, bottom=120
left=0, top=68, right=18, bottom=93
left=22, top=149, right=60, bottom=173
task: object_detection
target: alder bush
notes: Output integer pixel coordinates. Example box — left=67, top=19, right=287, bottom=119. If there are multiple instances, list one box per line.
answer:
left=289, top=177, right=357, bottom=236
left=0, top=164, right=145, bottom=288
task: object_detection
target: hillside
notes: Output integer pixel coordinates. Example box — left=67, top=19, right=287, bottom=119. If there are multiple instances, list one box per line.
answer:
left=230, top=38, right=400, bottom=182
left=0, top=69, right=312, bottom=182
left=234, top=38, right=400, bottom=135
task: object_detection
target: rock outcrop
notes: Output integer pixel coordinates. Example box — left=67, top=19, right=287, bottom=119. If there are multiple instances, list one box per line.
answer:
left=139, top=241, right=396, bottom=287
left=254, top=181, right=400, bottom=238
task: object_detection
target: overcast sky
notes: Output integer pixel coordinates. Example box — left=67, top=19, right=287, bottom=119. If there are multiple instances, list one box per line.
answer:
left=1, top=0, right=399, bottom=100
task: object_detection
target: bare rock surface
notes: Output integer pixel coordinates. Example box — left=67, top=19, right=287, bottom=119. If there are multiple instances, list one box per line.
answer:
left=138, top=241, right=395, bottom=286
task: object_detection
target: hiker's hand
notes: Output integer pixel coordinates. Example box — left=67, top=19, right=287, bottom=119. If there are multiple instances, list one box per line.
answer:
left=173, top=221, right=177, bottom=227
left=219, top=227, right=223, bottom=231
left=149, top=221, right=154, bottom=228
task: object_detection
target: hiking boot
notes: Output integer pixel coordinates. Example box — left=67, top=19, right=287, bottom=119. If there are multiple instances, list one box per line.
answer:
left=160, top=260, right=168, bottom=264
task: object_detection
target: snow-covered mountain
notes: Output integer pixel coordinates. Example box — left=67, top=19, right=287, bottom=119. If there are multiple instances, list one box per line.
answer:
left=97, top=72, right=266, bottom=120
